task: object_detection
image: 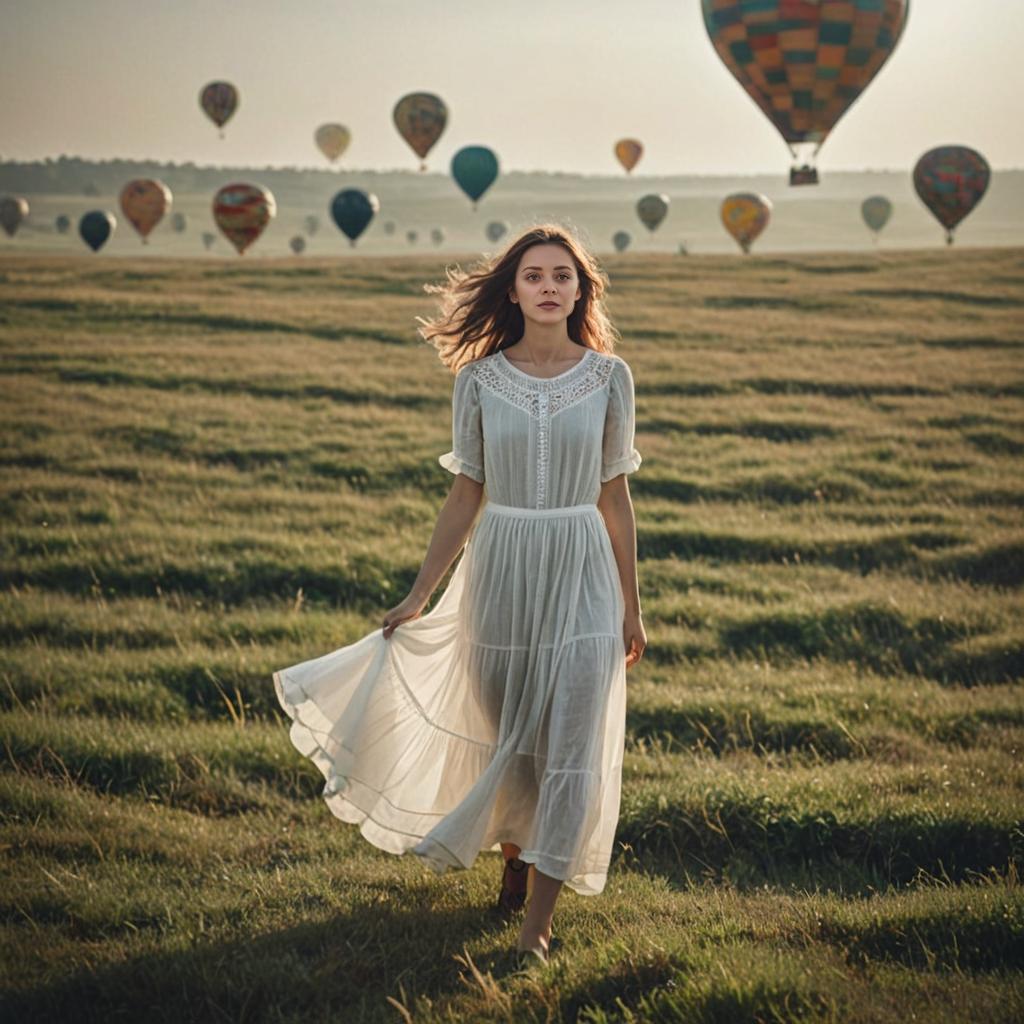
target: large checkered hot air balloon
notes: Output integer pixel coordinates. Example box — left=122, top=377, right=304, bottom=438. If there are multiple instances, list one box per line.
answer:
left=701, top=0, right=910, bottom=185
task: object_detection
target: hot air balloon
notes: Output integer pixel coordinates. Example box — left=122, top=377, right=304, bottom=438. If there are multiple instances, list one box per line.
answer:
left=383, top=220, right=396, bottom=235
left=79, top=211, right=115, bottom=252
left=486, top=220, right=509, bottom=244
left=452, top=146, right=499, bottom=209
left=200, top=81, right=239, bottom=138
left=304, top=214, right=320, bottom=236
left=119, top=179, right=172, bottom=243
left=55, top=214, right=71, bottom=235
left=393, top=92, right=447, bottom=171
left=637, top=193, right=669, bottom=233
left=212, top=183, right=276, bottom=254
left=861, top=195, right=893, bottom=239
left=201, top=231, right=217, bottom=251
left=406, top=229, right=418, bottom=245
left=913, top=146, right=990, bottom=245
left=612, top=230, right=632, bottom=253
left=701, top=1, right=909, bottom=186
left=430, top=227, right=445, bottom=246
left=289, top=235, right=306, bottom=255
left=330, top=188, right=379, bottom=246
left=0, top=197, right=29, bottom=237
left=721, top=192, right=772, bottom=254
left=315, top=123, right=351, bottom=163
left=614, top=139, right=643, bottom=174
left=171, top=212, right=187, bottom=234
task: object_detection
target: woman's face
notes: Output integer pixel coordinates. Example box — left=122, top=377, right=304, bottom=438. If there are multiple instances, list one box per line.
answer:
left=509, top=243, right=582, bottom=328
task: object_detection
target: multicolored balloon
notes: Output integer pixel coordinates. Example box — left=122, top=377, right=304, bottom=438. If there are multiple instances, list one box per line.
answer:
left=393, top=92, right=447, bottom=170
left=721, top=192, right=772, bottom=254
left=0, top=196, right=29, bottom=237
left=612, top=230, right=631, bottom=253
left=315, top=123, right=351, bottom=163
left=614, top=139, right=643, bottom=174
left=486, top=220, right=509, bottom=244
left=171, top=212, right=187, bottom=234
left=200, top=81, right=239, bottom=137
left=451, top=146, right=499, bottom=209
left=913, top=146, right=990, bottom=245
left=119, top=179, right=172, bottom=243
left=212, top=183, right=276, bottom=254
left=861, top=195, right=893, bottom=237
left=636, top=193, right=669, bottom=233
left=55, top=214, right=71, bottom=235
left=79, top=211, right=116, bottom=252
left=330, top=188, right=379, bottom=246
left=289, top=235, right=306, bottom=255
left=701, top=1, right=910, bottom=185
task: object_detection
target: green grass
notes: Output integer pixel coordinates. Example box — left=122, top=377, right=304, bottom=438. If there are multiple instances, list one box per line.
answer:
left=1, top=248, right=1023, bottom=1022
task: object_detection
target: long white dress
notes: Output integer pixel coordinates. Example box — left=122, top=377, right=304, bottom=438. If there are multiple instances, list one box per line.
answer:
left=273, top=345, right=642, bottom=895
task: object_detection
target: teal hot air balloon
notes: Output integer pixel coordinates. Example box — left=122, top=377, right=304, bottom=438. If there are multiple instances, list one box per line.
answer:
left=612, top=230, right=631, bottom=253
left=486, top=220, right=509, bottom=244
left=79, top=211, right=116, bottom=252
left=637, top=194, right=669, bottom=233
left=861, top=196, right=893, bottom=239
left=330, top=188, right=379, bottom=246
left=451, top=146, right=499, bottom=210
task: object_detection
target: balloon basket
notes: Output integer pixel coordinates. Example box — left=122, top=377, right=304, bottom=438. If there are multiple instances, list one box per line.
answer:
left=789, top=165, right=819, bottom=186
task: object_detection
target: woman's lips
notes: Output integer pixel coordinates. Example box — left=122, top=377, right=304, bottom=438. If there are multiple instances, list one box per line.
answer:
left=538, top=302, right=559, bottom=308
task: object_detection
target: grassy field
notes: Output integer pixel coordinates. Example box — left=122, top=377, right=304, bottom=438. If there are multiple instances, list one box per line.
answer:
left=1, top=247, right=1022, bottom=1022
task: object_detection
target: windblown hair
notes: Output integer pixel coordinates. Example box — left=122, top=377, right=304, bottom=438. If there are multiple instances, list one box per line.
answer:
left=418, top=223, right=620, bottom=373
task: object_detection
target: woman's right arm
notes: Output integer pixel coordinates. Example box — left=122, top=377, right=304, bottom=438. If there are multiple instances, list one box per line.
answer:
left=381, top=473, right=484, bottom=638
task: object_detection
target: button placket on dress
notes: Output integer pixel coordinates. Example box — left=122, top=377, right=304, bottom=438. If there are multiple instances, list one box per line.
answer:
left=536, top=388, right=551, bottom=509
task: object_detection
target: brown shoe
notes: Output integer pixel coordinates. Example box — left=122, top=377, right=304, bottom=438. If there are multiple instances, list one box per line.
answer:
left=496, top=856, right=529, bottom=920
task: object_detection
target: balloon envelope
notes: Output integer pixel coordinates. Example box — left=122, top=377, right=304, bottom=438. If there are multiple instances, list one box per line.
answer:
left=315, top=123, right=351, bottom=162
left=212, top=183, right=276, bottom=254
left=55, top=214, right=71, bottom=234
left=614, top=139, right=643, bottom=173
left=120, top=179, right=172, bottom=241
left=913, top=145, right=990, bottom=243
left=79, top=210, right=115, bottom=252
left=200, top=81, right=238, bottom=130
left=383, top=221, right=396, bottom=235
left=721, top=192, right=772, bottom=253
left=171, top=212, right=187, bottom=233
left=430, top=227, right=445, bottom=246
left=393, top=92, right=447, bottom=169
left=486, top=220, right=509, bottom=243
left=861, top=195, right=893, bottom=235
left=406, top=230, right=418, bottom=244
left=330, top=188, right=379, bottom=245
left=636, top=193, right=669, bottom=232
left=289, top=235, right=306, bottom=255
left=201, top=231, right=216, bottom=251
left=451, top=146, right=499, bottom=207
left=304, top=214, right=320, bottom=236
left=612, top=230, right=631, bottom=253
left=701, top=1, right=909, bottom=174
left=0, top=196, right=29, bottom=237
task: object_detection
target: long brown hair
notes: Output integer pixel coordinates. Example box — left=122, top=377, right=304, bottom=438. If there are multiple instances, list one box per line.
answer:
left=418, top=223, right=620, bottom=373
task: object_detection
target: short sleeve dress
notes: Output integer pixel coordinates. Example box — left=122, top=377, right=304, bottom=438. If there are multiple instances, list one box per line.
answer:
left=273, top=345, right=642, bottom=895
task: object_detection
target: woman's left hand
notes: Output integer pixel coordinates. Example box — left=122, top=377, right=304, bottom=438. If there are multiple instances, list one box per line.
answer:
left=623, top=612, right=646, bottom=669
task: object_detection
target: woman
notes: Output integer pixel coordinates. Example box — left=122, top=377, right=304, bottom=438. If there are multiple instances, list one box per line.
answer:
left=273, top=224, right=645, bottom=968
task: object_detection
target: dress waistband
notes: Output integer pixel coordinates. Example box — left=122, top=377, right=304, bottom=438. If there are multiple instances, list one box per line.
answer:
left=483, top=501, right=599, bottom=520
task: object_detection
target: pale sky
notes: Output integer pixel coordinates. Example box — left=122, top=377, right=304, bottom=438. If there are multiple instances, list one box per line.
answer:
left=2, top=0, right=1021, bottom=176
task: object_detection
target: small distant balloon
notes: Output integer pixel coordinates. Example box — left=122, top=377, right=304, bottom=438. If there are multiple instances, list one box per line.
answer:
left=171, top=212, right=187, bottom=234
left=393, top=92, right=448, bottom=170
left=200, top=81, right=238, bottom=137
left=55, top=214, right=71, bottom=235
left=913, top=145, right=991, bottom=245
left=430, top=227, right=445, bottom=246
left=79, top=210, right=116, bottom=252
left=304, top=214, right=320, bottom=236
left=201, top=231, right=217, bottom=251
left=383, top=220, right=396, bottom=235
left=330, top=188, right=379, bottom=246
left=612, top=230, right=631, bottom=253
left=406, top=229, right=418, bottom=245
left=212, top=183, right=276, bottom=254
left=451, top=146, right=499, bottom=209
left=0, top=196, right=29, bottom=237
left=861, top=196, right=893, bottom=238
left=120, top=179, right=172, bottom=244
left=721, top=192, right=772, bottom=254
left=614, top=139, right=643, bottom=174
left=636, top=194, right=669, bottom=233
left=289, top=235, right=306, bottom=255
left=315, top=123, right=351, bottom=163
left=486, top=220, right=509, bottom=244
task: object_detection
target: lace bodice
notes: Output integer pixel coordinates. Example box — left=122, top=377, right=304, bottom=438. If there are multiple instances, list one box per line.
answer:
left=439, top=347, right=642, bottom=509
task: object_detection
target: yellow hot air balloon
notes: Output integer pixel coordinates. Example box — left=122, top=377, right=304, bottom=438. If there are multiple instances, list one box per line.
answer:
left=614, top=139, right=643, bottom=174
left=393, top=92, right=447, bottom=171
left=315, top=124, right=351, bottom=163
left=721, top=192, right=772, bottom=254
left=119, top=179, right=172, bottom=243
